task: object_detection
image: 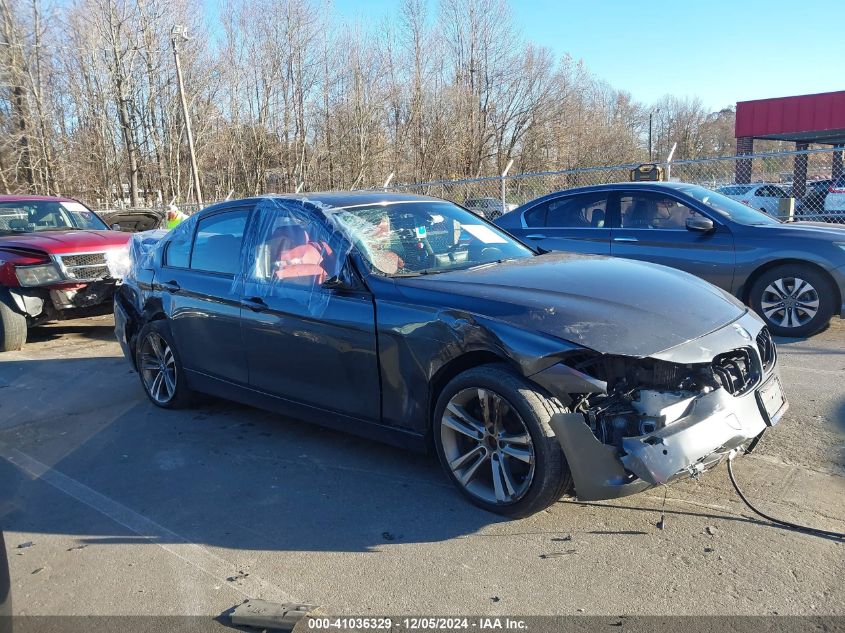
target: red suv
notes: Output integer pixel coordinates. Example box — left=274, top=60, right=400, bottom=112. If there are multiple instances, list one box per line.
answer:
left=0, top=195, right=131, bottom=351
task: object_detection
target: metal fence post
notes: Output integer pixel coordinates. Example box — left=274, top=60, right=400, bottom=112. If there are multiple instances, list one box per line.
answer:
left=665, top=143, right=677, bottom=181
left=501, top=159, right=514, bottom=215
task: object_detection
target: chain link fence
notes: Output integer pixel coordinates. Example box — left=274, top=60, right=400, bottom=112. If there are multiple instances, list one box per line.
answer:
left=92, top=147, right=845, bottom=230
left=389, top=146, right=845, bottom=223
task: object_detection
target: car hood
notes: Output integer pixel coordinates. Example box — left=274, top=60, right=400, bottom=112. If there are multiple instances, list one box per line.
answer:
left=0, top=230, right=130, bottom=255
left=784, top=221, right=845, bottom=236
left=393, top=253, right=747, bottom=357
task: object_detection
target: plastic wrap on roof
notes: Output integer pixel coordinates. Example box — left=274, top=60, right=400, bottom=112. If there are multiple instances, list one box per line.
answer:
left=235, top=197, right=356, bottom=318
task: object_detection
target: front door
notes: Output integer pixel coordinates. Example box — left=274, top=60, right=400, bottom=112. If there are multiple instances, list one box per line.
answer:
left=608, top=191, right=736, bottom=290
left=238, top=201, right=381, bottom=422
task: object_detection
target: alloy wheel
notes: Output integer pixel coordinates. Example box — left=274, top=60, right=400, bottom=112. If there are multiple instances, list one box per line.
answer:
left=440, top=388, right=535, bottom=505
left=138, top=332, right=177, bottom=404
left=760, top=277, right=820, bottom=330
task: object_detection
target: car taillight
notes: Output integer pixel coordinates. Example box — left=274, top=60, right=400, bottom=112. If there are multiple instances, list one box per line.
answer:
left=829, top=185, right=845, bottom=194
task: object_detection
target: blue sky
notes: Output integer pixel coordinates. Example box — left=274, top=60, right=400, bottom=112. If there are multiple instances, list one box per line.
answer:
left=331, top=0, right=842, bottom=111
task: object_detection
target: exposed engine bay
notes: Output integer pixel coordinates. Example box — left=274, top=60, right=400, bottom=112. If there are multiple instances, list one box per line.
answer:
left=534, top=315, right=786, bottom=501
left=568, top=351, right=754, bottom=449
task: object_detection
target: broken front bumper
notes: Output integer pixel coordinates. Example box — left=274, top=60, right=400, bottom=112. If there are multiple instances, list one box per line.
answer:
left=550, top=375, right=787, bottom=501
left=544, top=312, right=788, bottom=501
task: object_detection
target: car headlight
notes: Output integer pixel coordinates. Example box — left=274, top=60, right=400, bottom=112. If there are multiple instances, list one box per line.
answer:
left=15, top=263, right=63, bottom=286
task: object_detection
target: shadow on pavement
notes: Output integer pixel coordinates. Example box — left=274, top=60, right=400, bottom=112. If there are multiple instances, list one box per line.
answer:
left=26, top=322, right=115, bottom=345
left=0, top=356, right=504, bottom=554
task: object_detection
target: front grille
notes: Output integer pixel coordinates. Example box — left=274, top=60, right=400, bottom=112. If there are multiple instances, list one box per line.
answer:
left=57, top=252, right=110, bottom=280
left=756, top=327, right=776, bottom=373
left=712, top=348, right=760, bottom=396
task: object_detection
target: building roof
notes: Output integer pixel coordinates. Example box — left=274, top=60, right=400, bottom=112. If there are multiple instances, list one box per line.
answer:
left=735, top=90, right=845, bottom=144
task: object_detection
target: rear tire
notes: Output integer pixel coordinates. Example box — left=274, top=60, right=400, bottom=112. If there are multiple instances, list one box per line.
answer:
left=0, top=290, right=27, bottom=352
left=135, top=320, right=193, bottom=408
left=433, top=364, right=572, bottom=518
left=749, top=264, right=835, bottom=337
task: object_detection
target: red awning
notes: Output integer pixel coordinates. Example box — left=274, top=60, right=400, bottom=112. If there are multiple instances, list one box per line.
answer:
left=735, top=90, right=845, bottom=144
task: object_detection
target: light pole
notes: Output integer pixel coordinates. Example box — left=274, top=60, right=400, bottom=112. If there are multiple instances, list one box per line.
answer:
left=171, top=25, right=203, bottom=206
left=648, top=108, right=660, bottom=162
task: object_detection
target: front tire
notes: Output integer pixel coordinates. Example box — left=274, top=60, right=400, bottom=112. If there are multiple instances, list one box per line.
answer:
left=433, top=364, right=572, bottom=518
left=0, top=290, right=27, bottom=352
left=749, top=265, right=836, bottom=337
left=135, top=320, right=193, bottom=408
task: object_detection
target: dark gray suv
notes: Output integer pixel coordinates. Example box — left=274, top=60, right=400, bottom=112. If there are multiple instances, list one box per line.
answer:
left=495, top=182, right=845, bottom=337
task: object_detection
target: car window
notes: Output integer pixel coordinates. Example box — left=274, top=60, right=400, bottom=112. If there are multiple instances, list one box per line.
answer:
left=677, top=185, right=780, bottom=225
left=0, top=200, right=107, bottom=234
left=164, top=231, right=192, bottom=268
left=524, top=194, right=607, bottom=228
left=619, top=193, right=700, bottom=229
left=246, top=203, right=346, bottom=289
left=190, top=210, right=248, bottom=275
left=335, top=201, right=532, bottom=275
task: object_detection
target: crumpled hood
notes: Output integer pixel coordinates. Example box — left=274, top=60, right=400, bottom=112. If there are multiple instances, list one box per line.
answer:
left=0, top=230, right=130, bottom=255
left=393, top=253, right=747, bottom=357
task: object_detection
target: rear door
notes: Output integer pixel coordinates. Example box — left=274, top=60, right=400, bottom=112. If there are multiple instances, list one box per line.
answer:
left=508, top=191, right=612, bottom=254
left=608, top=190, right=736, bottom=290
left=158, top=206, right=251, bottom=384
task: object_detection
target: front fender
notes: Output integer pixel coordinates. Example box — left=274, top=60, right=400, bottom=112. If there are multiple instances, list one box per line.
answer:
left=375, top=298, right=585, bottom=432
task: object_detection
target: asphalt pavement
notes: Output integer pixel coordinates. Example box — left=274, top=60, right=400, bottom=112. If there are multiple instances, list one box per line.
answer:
left=0, top=315, right=843, bottom=617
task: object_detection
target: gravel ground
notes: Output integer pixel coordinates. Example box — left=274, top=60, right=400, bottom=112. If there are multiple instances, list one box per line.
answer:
left=0, top=314, right=843, bottom=617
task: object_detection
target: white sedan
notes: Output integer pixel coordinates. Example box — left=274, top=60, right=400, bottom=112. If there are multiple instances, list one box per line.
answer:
left=717, top=183, right=789, bottom=215
left=823, top=175, right=845, bottom=219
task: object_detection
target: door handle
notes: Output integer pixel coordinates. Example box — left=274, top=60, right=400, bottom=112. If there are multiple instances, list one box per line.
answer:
left=613, top=237, right=639, bottom=243
left=524, top=234, right=546, bottom=240
left=241, top=296, right=269, bottom=312
left=161, top=280, right=181, bottom=293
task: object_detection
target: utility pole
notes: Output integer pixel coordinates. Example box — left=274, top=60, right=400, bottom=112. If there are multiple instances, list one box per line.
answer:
left=171, top=25, right=203, bottom=206
left=648, top=108, right=660, bottom=162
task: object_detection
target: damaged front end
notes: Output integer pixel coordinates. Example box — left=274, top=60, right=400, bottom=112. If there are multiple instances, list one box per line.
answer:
left=532, top=312, right=787, bottom=501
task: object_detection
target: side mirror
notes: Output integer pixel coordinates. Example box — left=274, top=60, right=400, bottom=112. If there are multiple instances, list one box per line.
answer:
left=111, top=223, right=122, bottom=231
left=686, top=216, right=715, bottom=232
left=321, top=265, right=359, bottom=291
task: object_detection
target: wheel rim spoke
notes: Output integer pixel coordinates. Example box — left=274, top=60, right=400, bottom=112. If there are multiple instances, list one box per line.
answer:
left=770, top=279, right=789, bottom=299
left=500, top=444, right=533, bottom=464
left=139, top=354, right=159, bottom=371
left=499, top=432, right=530, bottom=446
left=478, top=388, right=492, bottom=425
left=151, top=371, right=165, bottom=400
left=444, top=403, right=485, bottom=440
left=450, top=445, right=486, bottom=472
left=491, top=457, right=516, bottom=502
left=148, top=334, right=164, bottom=361
left=790, top=278, right=807, bottom=297
left=458, top=450, right=489, bottom=486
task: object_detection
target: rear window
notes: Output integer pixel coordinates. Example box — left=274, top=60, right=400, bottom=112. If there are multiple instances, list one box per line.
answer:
left=190, top=210, right=248, bottom=275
